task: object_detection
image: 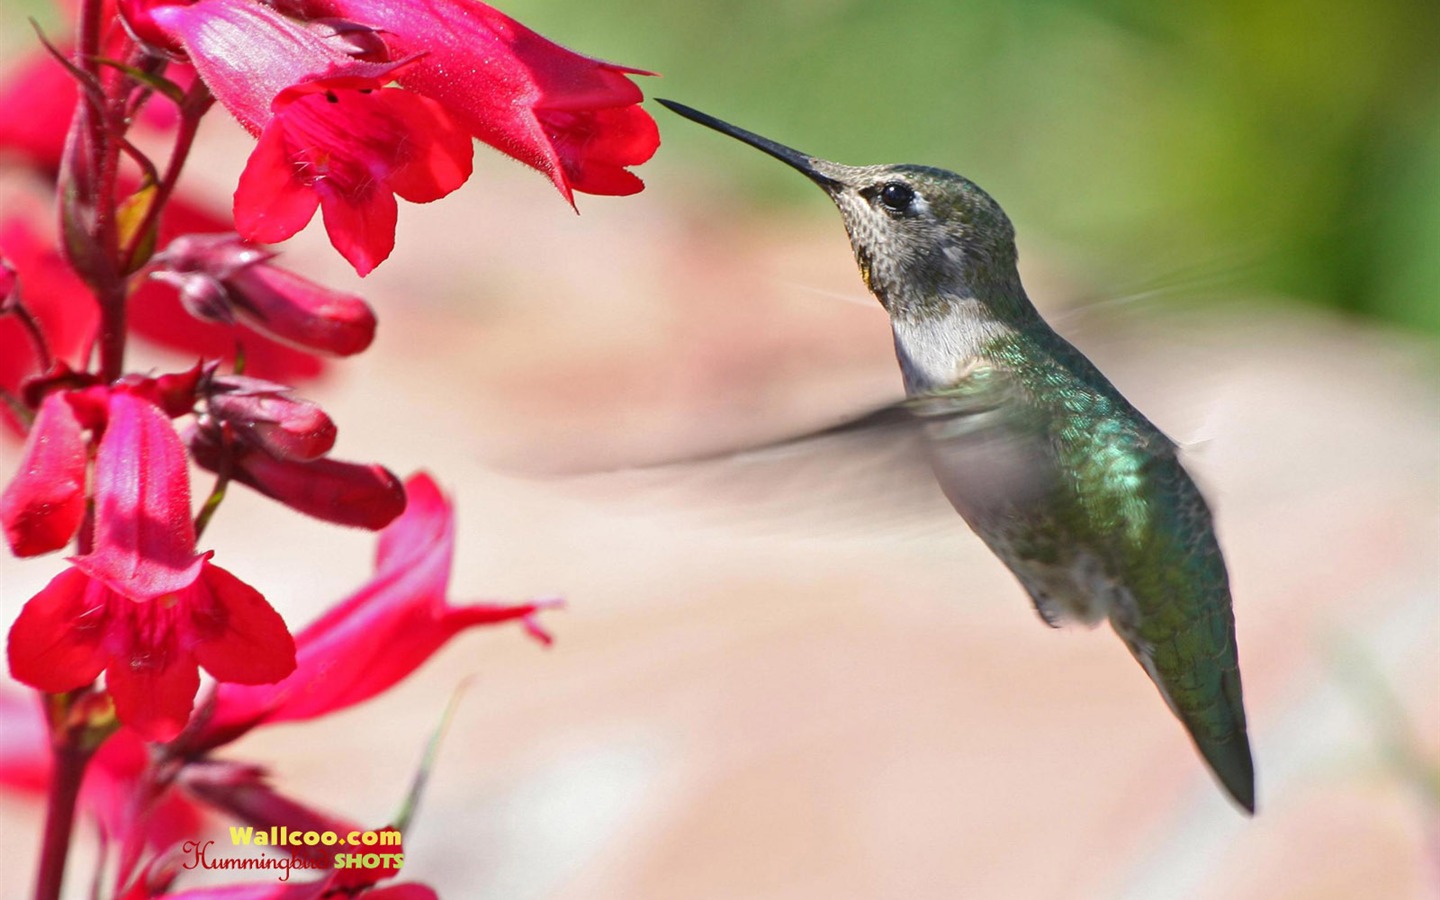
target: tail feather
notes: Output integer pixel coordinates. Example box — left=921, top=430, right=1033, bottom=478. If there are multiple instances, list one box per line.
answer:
left=1121, top=628, right=1256, bottom=813
left=1186, top=664, right=1255, bottom=813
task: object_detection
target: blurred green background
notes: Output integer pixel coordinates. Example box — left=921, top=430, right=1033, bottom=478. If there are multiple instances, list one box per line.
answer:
left=502, top=0, right=1440, bottom=334
left=5, top=0, right=1437, bottom=331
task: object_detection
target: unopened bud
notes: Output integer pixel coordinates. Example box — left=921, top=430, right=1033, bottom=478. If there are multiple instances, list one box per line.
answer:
left=190, top=432, right=404, bottom=530
left=207, top=375, right=337, bottom=461
left=152, top=234, right=376, bottom=356
left=226, top=264, right=376, bottom=356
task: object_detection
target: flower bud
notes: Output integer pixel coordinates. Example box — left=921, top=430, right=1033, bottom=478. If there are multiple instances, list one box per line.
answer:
left=189, top=430, right=405, bottom=530
left=152, top=234, right=376, bottom=356
left=206, top=375, right=337, bottom=461
left=226, top=263, right=377, bottom=356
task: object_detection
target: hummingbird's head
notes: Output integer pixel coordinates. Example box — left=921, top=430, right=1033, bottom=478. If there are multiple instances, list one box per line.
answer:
left=658, top=100, right=1024, bottom=322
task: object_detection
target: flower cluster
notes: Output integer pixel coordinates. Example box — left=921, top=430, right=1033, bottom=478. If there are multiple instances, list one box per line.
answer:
left=4, top=474, right=558, bottom=897
left=0, top=0, right=655, bottom=894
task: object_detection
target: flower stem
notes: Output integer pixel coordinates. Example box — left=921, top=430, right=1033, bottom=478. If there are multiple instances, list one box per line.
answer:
left=33, top=737, right=91, bottom=900
left=4, top=295, right=54, bottom=371
left=123, top=80, right=214, bottom=272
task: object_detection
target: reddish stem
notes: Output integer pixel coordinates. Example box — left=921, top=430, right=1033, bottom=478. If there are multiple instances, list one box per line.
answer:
left=97, top=282, right=127, bottom=383
left=5, top=296, right=54, bottom=371
left=122, top=80, right=214, bottom=271
left=32, top=740, right=91, bottom=900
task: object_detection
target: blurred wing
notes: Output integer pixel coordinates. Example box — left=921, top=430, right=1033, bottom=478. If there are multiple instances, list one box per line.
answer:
left=908, top=366, right=1059, bottom=521
left=552, top=403, right=962, bottom=538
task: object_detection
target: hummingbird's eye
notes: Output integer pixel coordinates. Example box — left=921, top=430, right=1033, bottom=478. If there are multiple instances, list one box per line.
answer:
left=878, top=182, right=915, bottom=213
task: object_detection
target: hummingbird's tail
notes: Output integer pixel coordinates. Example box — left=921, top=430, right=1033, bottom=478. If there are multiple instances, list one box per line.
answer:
left=1119, top=622, right=1256, bottom=814
left=1182, top=665, right=1255, bottom=814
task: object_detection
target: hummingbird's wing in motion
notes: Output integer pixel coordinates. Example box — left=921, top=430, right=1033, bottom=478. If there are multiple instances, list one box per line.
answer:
left=542, top=402, right=964, bottom=537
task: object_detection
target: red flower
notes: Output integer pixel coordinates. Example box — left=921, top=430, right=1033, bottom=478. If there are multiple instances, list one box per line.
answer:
left=6, top=393, right=296, bottom=741
left=152, top=0, right=474, bottom=274
left=190, top=473, right=558, bottom=751
left=235, top=79, right=473, bottom=275
left=307, top=0, right=659, bottom=199
left=1, top=392, right=88, bottom=556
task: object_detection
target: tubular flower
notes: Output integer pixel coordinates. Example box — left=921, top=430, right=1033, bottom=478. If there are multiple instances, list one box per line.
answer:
left=151, top=0, right=474, bottom=274
left=190, top=473, right=558, bottom=751
left=6, top=392, right=296, bottom=741
left=306, top=0, right=659, bottom=199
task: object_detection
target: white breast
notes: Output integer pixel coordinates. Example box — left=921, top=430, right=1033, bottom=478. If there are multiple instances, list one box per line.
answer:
left=889, top=302, right=999, bottom=394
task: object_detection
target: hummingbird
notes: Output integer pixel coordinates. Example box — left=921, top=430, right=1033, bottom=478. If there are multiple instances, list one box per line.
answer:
left=656, top=98, right=1255, bottom=813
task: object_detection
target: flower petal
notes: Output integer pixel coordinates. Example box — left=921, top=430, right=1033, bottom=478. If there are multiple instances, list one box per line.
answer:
left=189, top=561, right=296, bottom=685
left=105, top=644, right=202, bottom=743
left=376, top=92, right=474, bottom=203
left=73, top=393, right=203, bottom=599
left=1, top=391, right=88, bottom=556
left=317, top=179, right=398, bottom=276
left=7, top=567, right=108, bottom=692
left=311, top=0, right=657, bottom=199
left=149, top=0, right=374, bottom=134
left=234, top=124, right=321, bottom=246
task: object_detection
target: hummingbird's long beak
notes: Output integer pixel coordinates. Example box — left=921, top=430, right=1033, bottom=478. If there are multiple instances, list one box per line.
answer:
left=656, top=99, right=846, bottom=192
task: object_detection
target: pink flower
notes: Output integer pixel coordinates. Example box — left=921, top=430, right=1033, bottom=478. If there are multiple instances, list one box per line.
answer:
left=6, top=393, right=296, bottom=741
left=190, top=472, right=558, bottom=751
left=306, top=0, right=659, bottom=198
left=152, top=0, right=474, bottom=275
left=1, top=392, right=87, bottom=556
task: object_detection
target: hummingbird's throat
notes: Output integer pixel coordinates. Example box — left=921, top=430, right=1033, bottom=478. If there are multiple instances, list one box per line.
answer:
left=852, top=243, right=890, bottom=311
